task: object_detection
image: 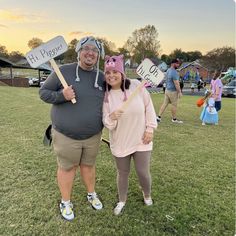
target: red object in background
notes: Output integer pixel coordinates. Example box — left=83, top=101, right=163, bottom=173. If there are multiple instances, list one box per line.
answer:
left=196, top=98, right=205, bottom=107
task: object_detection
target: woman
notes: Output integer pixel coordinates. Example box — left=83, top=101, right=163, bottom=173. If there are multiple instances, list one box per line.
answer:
left=210, top=71, right=223, bottom=112
left=102, top=55, right=157, bottom=215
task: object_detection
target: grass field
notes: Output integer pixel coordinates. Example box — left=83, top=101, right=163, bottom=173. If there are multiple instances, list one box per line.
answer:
left=0, top=86, right=235, bottom=236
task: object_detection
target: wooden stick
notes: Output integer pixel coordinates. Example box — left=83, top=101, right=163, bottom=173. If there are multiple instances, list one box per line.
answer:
left=120, top=80, right=146, bottom=110
left=49, top=59, right=76, bottom=104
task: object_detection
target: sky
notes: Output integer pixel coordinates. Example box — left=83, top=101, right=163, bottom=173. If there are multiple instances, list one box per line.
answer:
left=0, top=0, right=235, bottom=56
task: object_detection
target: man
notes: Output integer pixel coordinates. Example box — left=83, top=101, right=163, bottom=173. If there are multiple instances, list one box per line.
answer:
left=39, top=36, right=105, bottom=221
left=156, top=58, right=183, bottom=124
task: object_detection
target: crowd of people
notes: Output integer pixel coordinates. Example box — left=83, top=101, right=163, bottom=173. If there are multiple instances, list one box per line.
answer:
left=39, top=36, right=223, bottom=221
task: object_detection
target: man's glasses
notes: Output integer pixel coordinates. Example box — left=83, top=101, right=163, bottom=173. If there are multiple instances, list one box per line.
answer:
left=81, top=46, right=99, bottom=54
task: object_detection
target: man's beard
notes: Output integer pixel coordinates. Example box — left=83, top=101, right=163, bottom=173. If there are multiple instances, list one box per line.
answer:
left=84, top=60, right=95, bottom=70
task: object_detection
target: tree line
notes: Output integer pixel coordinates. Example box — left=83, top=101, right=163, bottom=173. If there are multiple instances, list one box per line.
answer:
left=0, top=25, right=235, bottom=72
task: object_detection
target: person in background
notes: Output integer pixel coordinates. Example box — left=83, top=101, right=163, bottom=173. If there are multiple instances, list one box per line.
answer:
left=156, top=58, right=183, bottom=124
left=102, top=55, right=157, bottom=215
left=162, top=80, right=166, bottom=93
left=39, top=36, right=105, bottom=221
left=210, top=71, right=223, bottom=112
left=190, top=82, right=195, bottom=93
left=197, top=78, right=204, bottom=92
left=200, top=90, right=218, bottom=125
left=179, top=76, right=184, bottom=92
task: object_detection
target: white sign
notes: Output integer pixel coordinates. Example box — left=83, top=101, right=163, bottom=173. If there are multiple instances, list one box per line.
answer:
left=136, top=58, right=164, bottom=86
left=26, top=36, right=68, bottom=68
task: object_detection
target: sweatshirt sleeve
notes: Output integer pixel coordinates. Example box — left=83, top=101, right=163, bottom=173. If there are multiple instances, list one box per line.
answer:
left=142, top=87, right=158, bottom=133
left=102, top=101, right=118, bottom=130
left=39, top=71, right=68, bottom=104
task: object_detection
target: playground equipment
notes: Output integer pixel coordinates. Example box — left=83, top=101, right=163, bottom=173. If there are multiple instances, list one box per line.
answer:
left=221, top=67, right=236, bottom=84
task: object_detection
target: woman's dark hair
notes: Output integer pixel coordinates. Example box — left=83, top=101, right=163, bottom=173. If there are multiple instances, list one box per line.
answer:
left=213, top=71, right=221, bottom=80
left=103, top=76, right=131, bottom=91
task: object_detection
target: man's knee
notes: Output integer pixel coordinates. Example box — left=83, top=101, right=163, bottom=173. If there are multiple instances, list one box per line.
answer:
left=80, top=163, right=95, bottom=170
left=58, top=165, right=78, bottom=172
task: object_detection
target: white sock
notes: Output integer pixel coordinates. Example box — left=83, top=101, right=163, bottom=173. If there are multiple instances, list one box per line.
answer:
left=87, top=192, right=96, bottom=196
left=61, top=199, right=70, bottom=205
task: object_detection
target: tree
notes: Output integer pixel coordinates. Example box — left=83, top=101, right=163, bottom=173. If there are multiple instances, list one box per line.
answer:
left=96, top=37, right=116, bottom=56
left=0, top=45, right=9, bottom=58
left=169, top=49, right=188, bottom=62
left=167, top=49, right=203, bottom=63
left=201, top=46, right=235, bottom=72
left=186, top=51, right=202, bottom=62
left=117, top=47, right=131, bottom=58
left=161, top=54, right=171, bottom=65
left=62, top=39, right=78, bottom=63
left=125, top=25, right=161, bottom=64
left=27, top=37, right=43, bottom=49
left=95, top=37, right=117, bottom=68
left=8, top=51, right=24, bottom=63
left=68, top=39, right=78, bottom=49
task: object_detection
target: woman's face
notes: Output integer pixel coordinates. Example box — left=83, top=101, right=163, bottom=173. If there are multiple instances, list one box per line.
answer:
left=105, top=70, right=122, bottom=90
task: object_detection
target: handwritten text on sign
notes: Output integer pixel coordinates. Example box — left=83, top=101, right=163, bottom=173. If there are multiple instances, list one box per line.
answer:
left=136, top=58, right=164, bottom=86
left=26, top=36, right=68, bottom=68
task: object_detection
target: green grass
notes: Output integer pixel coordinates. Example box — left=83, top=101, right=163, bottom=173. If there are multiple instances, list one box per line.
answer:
left=0, top=86, right=235, bottom=236
left=125, top=68, right=139, bottom=79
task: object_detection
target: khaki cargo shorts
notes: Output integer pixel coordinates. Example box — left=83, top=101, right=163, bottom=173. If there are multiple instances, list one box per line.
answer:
left=52, top=128, right=102, bottom=170
left=163, top=90, right=179, bottom=107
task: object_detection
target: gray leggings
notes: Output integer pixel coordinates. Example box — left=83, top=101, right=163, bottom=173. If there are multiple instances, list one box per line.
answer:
left=114, top=151, right=152, bottom=202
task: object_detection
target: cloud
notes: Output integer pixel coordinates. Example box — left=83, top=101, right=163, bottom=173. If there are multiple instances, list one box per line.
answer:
left=69, top=31, right=94, bottom=37
left=0, top=24, right=7, bottom=28
left=0, top=9, right=25, bottom=21
left=0, top=9, right=60, bottom=23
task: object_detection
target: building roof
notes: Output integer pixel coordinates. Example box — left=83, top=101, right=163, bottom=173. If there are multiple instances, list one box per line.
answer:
left=0, top=57, right=14, bottom=67
left=0, top=57, right=52, bottom=72
left=178, top=60, right=209, bottom=71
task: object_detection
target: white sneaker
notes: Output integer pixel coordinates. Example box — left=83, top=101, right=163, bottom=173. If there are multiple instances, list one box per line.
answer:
left=87, top=193, right=103, bottom=210
left=59, top=202, right=75, bottom=221
left=114, top=202, right=125, bottom=215
left=144, top=197, right=153, bottom=206
left=172, top=119, right=183, bottom=124
left=156, top=116, right=161, bottom=123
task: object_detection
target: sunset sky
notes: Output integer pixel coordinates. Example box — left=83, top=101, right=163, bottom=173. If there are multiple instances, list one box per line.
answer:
left=0, top=0, right=235, bottom=56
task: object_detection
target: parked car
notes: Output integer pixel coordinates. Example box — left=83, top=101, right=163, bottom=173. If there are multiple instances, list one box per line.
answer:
left=40, top=80, right=46, bottom=87
left=39, top=76, right=48, bottom=87
left=27, top=77, right=39, bottom=87
left=222, top=79, right=236, bottom=97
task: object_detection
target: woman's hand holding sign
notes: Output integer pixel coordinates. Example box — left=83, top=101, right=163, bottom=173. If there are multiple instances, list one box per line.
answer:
left=120, top=58, right=164, bottom=110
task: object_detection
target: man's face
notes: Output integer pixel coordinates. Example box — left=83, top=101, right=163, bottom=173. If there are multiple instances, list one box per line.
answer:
left=79, top=44, right=99, bottom=70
